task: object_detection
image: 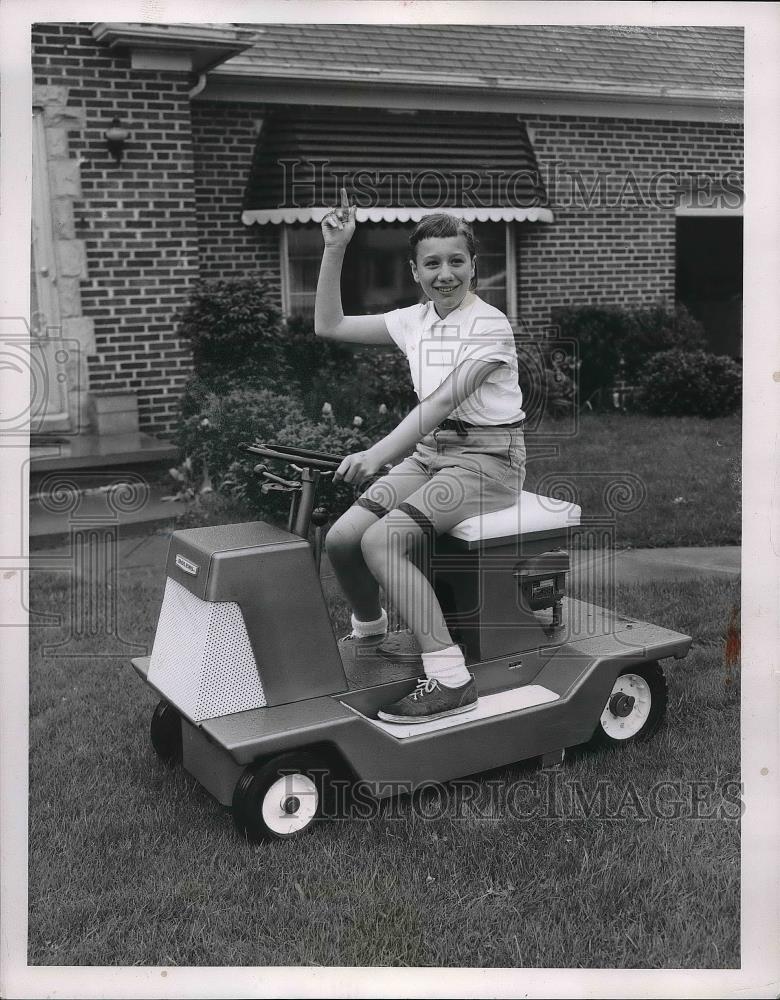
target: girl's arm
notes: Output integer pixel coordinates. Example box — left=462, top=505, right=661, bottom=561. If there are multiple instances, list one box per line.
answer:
left=334, top=357, right=504, bottom=484
left=314, top=190, right=395, bottom=346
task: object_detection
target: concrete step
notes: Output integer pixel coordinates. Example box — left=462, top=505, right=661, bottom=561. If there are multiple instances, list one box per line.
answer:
left=29, top=482, right=186, bottom=550
left=30, top=431, right=179, bottom=492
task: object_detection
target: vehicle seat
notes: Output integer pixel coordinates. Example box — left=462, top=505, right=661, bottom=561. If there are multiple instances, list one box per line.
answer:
left=446, top=490, right=582, bottom=548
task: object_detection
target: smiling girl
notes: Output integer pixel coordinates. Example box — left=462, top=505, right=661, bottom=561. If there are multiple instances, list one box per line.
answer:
left=314, top=190, right=526, bottom=723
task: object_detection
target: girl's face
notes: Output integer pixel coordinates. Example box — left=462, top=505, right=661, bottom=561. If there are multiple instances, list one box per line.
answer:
left=410, top=235, right=476, bottom=315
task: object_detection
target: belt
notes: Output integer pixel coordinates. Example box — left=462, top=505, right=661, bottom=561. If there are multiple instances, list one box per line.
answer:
left=438, top=418, right=524, bottom=436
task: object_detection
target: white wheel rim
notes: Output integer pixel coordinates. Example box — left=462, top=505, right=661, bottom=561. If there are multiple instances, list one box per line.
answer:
left=600, top=673, right=652, bottom=739
left=261, top=773, right=319, bottom=836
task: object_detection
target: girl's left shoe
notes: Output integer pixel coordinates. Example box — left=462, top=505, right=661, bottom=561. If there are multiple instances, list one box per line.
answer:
left=377, top=675, right=477, bottom=724
left=338, top=631, right=387, bottom=653
left=375, top=628, right=423, bottom=662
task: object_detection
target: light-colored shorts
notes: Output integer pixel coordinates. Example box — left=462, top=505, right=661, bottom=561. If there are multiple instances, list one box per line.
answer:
left=355, top=426, right=526, bottom=537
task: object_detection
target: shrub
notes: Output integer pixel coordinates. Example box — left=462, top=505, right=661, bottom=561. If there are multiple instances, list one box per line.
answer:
left=551, top=303, right=708, bottom=406
left=634, top=349, right=742, bottom=418
left=176, top=275, right=289, bottom=386
left=621, top=304, right=707, bottom=380
left=174, top=385, right=299, bottom=507
left=173, top=382, right=380, bottom=525
left=284, top=313, right=417, bottom=426
left=279, top=313, right=352, bottom=409
left=551, top=305, right=629, bottom=405
left=517, top=346, right=578, bottom=423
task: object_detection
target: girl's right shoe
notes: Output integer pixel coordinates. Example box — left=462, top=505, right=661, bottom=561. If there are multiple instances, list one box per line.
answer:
left=377, top=675, right=478, bottom=723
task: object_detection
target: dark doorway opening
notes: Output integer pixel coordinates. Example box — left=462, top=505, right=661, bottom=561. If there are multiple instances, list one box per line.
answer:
left=675, top=216, right=743, bottom=358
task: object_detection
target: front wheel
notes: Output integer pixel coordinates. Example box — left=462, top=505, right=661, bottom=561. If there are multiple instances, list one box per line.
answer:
left=150, top=699, right=182, bottom=764
left=587, top=660, right=668, bottom=747
left=232, top=753, right=328, bottom=842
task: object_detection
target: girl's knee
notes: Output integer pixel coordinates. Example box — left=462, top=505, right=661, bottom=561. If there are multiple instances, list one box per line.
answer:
left=361, top=517, right=413, bottom=564
left=359, top=521, right=387, bottom=567
left=326, top=510, right=370, bottom=559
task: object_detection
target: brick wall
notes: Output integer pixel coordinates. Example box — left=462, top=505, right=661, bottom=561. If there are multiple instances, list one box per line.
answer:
left=517, top=114, right=744, bottom=331
left=191, top=101, right=280, bottom=297
left=32, top=22, right=199, bottom=436
left=190, top=104, right=743, bottom=339
left=31, top=23, right=744, bottom=433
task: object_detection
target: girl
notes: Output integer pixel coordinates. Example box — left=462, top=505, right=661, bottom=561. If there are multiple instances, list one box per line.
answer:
left=315, top=190, right=526, bottom=724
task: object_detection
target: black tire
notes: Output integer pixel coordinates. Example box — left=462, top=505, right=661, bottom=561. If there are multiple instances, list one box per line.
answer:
left=587, top=660, right=668, bottom=748
left=232, top=752, right=331, bottom=842
left=150, top=699, right=182, bottom=764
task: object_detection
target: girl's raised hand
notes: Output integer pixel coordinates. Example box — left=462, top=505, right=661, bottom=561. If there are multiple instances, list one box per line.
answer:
left=321, top=187, right=357, bottom=248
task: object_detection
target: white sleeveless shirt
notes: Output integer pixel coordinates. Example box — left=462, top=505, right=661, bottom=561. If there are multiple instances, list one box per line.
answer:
left=383, top=294, right=525, bottom=425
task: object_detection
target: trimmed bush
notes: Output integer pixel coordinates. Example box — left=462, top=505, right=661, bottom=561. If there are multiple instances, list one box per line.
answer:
left=551, top=303, right=708, bottom=406
left=176, top=275, right=294, bottom=388
left=551, top=305, right=627, bottom=405
left=173, top=381, right=378, bottom=523
left=621, top=304, right=707, bottom=379
left=634, top=349, right=742, bottom=418
left=284, top=313, right=417, bottom=425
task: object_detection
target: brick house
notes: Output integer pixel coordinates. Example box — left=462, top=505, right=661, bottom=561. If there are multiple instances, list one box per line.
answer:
left=30, top=22, right=743, bottom=458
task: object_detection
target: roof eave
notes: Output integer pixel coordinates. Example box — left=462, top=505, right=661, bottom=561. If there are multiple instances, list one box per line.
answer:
left=209, top=65, right=743, bottom=109
left=90, top=22, right=256, bottom=73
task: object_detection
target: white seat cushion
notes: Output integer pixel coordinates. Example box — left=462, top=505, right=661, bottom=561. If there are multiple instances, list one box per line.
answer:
left=447, top=491, right=581, bottom=543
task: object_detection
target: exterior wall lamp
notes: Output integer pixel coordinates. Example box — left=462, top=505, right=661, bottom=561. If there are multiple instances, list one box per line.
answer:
left=104, top=117, right=130, bottom=164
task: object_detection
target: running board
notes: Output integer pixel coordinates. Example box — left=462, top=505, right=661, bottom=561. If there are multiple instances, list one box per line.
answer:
left=341, top=684, right=559, bottom=739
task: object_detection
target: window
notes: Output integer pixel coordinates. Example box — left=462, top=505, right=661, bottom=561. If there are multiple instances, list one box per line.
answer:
left=283, top=221, right=513, bottom=319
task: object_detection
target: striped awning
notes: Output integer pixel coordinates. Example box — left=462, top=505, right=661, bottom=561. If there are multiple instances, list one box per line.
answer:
left=241, top=106, right=552, bottom=225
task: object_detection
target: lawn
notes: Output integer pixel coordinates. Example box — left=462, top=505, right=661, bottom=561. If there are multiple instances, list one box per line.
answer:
left=522, top=411, right=741, bottom=548
left=28, top=566, right=740, bottom=968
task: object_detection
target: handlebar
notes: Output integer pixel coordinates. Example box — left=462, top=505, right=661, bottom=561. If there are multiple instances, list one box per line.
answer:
left=242, top=439, right=390, bottom=545
left=243, top=441, right=342, bottom=471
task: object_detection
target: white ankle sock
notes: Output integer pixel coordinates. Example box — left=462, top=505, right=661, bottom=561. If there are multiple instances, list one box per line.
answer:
left=350, top=608, right=388, bottom=638
left=422, top=644, right=471, bottom=687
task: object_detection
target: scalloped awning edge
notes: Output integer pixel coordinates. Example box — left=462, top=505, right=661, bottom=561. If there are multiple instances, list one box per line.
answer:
left=241, top=206, right=555, bottom=225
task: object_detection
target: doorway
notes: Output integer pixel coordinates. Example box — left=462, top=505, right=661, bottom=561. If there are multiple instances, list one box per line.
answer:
left=675, top=215, right=743, bottom=359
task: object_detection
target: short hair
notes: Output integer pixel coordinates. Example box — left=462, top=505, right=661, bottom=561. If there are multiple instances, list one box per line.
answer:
left=408, top=213, right=479, bottom=290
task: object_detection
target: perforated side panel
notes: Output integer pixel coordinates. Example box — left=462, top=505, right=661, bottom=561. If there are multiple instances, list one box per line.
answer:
left=148, top=576, right=266, bottom=722
left=198, top=599, right=266, bottom=718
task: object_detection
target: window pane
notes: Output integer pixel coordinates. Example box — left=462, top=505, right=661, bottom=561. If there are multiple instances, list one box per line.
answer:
left=286, top=221, right=507, bottom=318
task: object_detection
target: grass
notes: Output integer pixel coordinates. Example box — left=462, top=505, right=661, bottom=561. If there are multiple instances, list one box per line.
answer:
left=523, top=411, right=741, bottom=548
left=28, top=566, right=740, bottom=968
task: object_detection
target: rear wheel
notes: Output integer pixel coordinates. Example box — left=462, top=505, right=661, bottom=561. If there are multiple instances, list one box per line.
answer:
left=588, top=660, right=668, bottom=747
left=232, top=753, right=330, bottom=842
left=150, top=699, right=182, bottom=764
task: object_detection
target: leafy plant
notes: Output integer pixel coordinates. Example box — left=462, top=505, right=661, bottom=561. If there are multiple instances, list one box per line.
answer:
left=173, top=381, right=382, bottom=524
left=621, top=304, right=707, bottom=380
left=633, top=349, right=742, bottom=418
left=176, top=275, right=288, bottom=385
left=551, top=303, right=709, bottom=407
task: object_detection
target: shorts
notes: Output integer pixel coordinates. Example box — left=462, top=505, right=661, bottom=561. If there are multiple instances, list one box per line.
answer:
left=354, top=426, right=526, bottom=536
